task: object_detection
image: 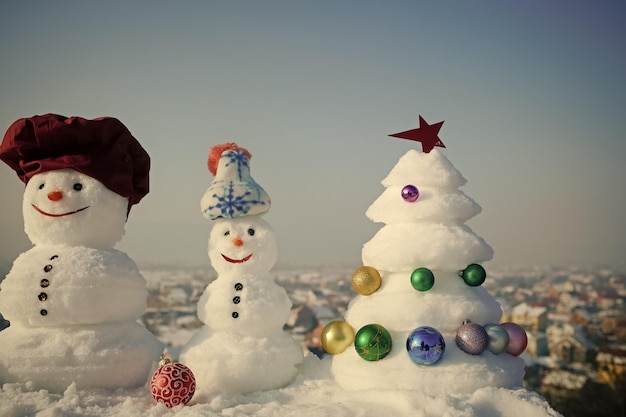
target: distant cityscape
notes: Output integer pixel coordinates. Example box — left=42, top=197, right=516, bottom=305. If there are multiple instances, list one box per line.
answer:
left=139, top=264, right=625, bottom=417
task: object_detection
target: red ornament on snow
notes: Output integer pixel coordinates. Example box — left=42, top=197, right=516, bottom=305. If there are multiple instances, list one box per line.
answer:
left=150, top=356, right=196, bottom=408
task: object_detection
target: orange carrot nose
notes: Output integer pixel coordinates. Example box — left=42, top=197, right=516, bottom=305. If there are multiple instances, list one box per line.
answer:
left=232, top=237, right=244, bottom=247
left=48, top=191, right=63, bottom=201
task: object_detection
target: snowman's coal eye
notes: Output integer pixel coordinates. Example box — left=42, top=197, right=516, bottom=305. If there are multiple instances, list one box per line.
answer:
left=224, top=230, right=230, bottom=236
left=73, top=183, right=83, bottom=191
left=248, top=228, right=255, bottom=236
left=38, top=183, right=45, bottom=190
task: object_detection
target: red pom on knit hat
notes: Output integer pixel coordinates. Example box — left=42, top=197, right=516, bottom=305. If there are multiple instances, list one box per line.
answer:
left=208, top=142, right=252, bottom=176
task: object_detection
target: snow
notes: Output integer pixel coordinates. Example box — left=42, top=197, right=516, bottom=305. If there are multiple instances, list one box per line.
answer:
left=511, top=302, right=547, bottom=317
left=0, top=246, right=147, bottom=326
left=0, top=321, right=162, bottom=393
left=380, top=149, right=467, bottom=189
left=21, top=170, right=129, bottom=249
left=362, top=223, right=493, bottom=271
left=0, top=356, right=561, bottom=417
left=541, top=369, right=587, bottom=390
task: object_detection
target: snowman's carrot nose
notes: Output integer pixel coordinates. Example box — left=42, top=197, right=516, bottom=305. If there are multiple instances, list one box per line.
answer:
left=48, top=190, right=63, bottom=201
left=232, top=237, right=244, bottom=247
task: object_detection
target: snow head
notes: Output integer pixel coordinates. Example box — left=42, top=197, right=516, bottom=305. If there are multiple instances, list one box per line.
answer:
left=208, top=215, right=277, bottom=275
left=0, top=114, right=150, bottom=245
left=23, top=169, right=129, bottom=247
left=201, top=143, right=276, bottom=274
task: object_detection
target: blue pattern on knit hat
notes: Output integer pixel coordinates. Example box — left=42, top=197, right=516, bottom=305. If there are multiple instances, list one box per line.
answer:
left=201, top=149, right=271, bottom=220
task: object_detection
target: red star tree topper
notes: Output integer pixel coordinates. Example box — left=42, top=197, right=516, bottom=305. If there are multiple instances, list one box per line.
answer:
left=389, top=115, right=446, bottom=153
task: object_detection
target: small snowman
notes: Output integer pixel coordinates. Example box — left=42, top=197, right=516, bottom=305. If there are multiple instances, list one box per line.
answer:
left=179, top=143, right=303, bottom=399
left=0, top=114, right=163, bottom=392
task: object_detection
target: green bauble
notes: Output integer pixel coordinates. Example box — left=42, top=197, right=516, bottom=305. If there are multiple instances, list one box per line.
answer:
left=460, top=264, right=486, bottom=287
left=410, top=267, right=435, bottom=292
left=354, top=324, right=392, bottom=361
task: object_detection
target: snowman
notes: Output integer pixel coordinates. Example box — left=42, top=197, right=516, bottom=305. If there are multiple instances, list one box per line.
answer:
left=0, top=114, right=163, bottom=392
left=179, top=143, right=303, bottom=399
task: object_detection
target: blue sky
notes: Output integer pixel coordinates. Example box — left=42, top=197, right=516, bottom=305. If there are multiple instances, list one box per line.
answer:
left=1, top=1, right=624, bottom=270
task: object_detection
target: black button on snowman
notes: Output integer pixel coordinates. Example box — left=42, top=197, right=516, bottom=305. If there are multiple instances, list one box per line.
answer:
left=179, top=143, right=303, bottom=399
left=232, top=283, right=243, bottom=317
left=232, top=282, right=244, bottom=318
left=38, top=257, right=57, bottom=315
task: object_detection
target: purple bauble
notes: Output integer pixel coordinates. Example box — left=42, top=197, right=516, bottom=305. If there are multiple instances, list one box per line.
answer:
left=406, top=326, right=445, bottom=365
left=455, top=322, right=489, bottom=355
left=401, top=185, right=419, bottom=202
left=501, top=322, right=528, bottom=356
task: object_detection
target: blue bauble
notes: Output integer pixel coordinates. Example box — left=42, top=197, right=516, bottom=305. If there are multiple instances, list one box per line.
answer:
left=406, top=326, right=445, bottom=365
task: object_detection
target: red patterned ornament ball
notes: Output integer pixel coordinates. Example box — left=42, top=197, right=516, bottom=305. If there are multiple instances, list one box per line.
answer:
left=150, top=359, right=196, bottom=408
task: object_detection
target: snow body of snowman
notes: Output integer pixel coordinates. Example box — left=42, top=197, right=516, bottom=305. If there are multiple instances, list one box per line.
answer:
left=179, top=143, right=303, bottom=398
left=0, top=114, right=163, bottom=392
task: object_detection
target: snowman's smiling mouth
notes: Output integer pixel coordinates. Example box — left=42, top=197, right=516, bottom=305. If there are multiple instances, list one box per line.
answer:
left=32, top=204, right=90, bottom=217
left=222, top=253, right=253, bottom=264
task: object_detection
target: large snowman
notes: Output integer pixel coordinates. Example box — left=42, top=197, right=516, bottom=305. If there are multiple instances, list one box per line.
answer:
left=0, top=114, right=163, bottom=392
left=179, top=143, right=303, bottom=399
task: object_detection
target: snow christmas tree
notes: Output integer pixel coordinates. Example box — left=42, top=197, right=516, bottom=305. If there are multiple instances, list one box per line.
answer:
left=180, top=143, right=303, bottom=399
left=0, top=114, right=163, bottom=392
left=324, top=116, right=529, bottom=395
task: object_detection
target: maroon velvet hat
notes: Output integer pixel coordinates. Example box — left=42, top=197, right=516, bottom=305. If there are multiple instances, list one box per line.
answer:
left=0, top=114, right=150, bottom=206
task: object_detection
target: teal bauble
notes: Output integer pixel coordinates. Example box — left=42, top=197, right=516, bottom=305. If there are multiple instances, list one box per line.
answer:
left=410, top=267, right=435, bottom=292
left=484, top=323, right=510, bottom=354
left=354, top=324, right=392, bottom=361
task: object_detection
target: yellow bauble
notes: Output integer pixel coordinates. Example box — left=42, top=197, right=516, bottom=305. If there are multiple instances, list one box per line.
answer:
left=321, top=320, right=355, bottom=355
left=351, top=266, right=382, bottom=295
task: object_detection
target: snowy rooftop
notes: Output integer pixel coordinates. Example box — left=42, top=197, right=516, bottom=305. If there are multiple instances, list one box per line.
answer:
left=512, top=303, right=547, bottom=317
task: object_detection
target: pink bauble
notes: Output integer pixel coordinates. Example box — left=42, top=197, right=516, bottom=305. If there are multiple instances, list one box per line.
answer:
left=501, top=322, right=528, bottom=356
left=150, top=362, right=196, bottom=408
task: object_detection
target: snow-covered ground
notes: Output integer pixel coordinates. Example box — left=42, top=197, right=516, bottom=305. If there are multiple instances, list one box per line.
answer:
left=0, top=354, right=561, bottom=417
